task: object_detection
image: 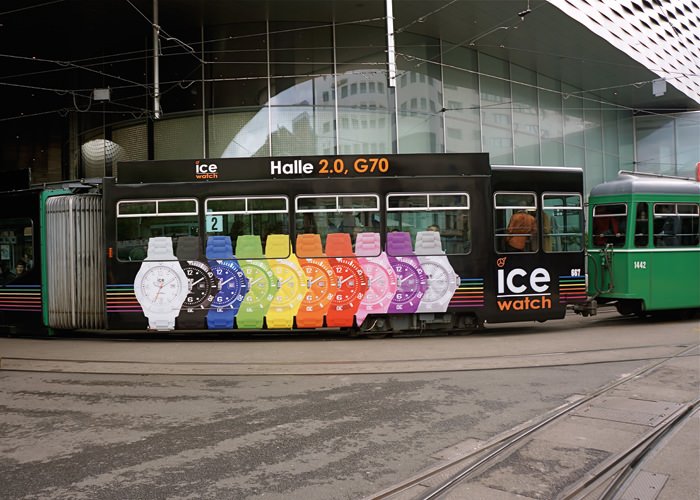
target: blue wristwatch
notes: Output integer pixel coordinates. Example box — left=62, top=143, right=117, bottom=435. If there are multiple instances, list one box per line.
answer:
left=206, top=236, right=248, bottom=329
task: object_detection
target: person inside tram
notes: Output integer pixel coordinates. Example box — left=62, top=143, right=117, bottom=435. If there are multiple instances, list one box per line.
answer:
left=505, top=203, right=537, bottom=252
left=14, top=259, right=27, bottom=277
left=593, top=205, right=622, bottom=246
left=427, top=224, right=440, bottom=233
left=654, top=205, right=680, bottom=247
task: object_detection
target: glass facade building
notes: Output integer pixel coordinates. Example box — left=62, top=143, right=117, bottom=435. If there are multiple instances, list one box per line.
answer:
left=2, top=1, right=697, bottom=189
left=88, top=18, right=698, bottom=193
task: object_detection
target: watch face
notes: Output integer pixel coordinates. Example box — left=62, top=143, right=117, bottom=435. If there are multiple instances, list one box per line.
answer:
left=391, top=257, right=427, bottom=304
left=182, top=262, right=216, bottom=308
left=330, top=258, right=368, bottom=307
left=361, top=261, right=396, bottom=305
left=210, top=262, right=247, bottom=308
left=241, top=262, right=275, bottom=303
left=271, top=262, right=303, bottom=307
left=301, top=260, right=336, bottom=308
left=421, top=261, right=451, bottom=302
left=138, top=265, right=185, bottom=305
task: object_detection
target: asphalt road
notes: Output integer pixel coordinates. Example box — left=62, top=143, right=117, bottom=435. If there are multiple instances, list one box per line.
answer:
left=0, top=312, right=698, bottom=499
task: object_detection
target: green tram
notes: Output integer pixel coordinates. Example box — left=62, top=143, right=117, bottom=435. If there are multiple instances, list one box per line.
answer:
left=585, top=172, right=700, bottom=316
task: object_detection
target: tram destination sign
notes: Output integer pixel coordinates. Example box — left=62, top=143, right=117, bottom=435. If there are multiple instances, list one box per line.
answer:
left=116, top=153, right=491, bottom=184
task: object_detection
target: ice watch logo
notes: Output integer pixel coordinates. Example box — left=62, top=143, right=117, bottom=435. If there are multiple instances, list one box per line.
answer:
left=195, top=161, right=218, bottom=180
left=496, top=266, right=552, bottom=311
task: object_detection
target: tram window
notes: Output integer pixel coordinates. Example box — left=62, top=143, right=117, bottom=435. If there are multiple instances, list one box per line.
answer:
left=295, top=195, right=380, bottom=253
left=494, top=192, right=538, bottom=253
left=634, top=203, right=649, bottom=247
left=591, top=204, right=627, bottom=248
left=653, top=203, right=699, bottom=247
left=386, top=192, right=470, bottom=255
left=205, top=196, right=289, bottom=250
left=0, top=218, right=33, bottom=284
left=116, top=198, right=199, bottom=261
left=542, top=194, right=583, bottom=253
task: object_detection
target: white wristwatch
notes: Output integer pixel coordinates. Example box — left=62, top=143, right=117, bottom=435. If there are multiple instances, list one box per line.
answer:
left=134, top=237, right=189, bottom=330
left=414, top=231, right=460, bottom=313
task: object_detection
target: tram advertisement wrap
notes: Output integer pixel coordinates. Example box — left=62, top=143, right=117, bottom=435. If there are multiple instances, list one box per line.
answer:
left=128, top=235, right=462, bottom=331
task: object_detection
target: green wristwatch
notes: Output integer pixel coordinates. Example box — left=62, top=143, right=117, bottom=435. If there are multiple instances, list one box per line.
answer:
left=235, top=235, right=277, bottom=329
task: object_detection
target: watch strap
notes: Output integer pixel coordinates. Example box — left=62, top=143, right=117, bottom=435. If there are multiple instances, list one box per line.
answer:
left=265, top=234, right=291, bottom=258
left=386, top=231, right=414, bottom=255
left=146, top=237, right=177, bottom=260
left=206, top=235, right=234, bottom=259
left=296, top=233, right=323, bottom=257
left=325, top=233, right=354, bottom=256
left=236, top=313, right=264, bottom=329
left=266, top=311, right=294, bottom=329
left=415, top=231, right=445, bottom=255
left=149, top=318, right=176, bottom=330
left=177, top=310, right=207, bottom=329
left=296, top=313, right=324, bottom=329
left=355, top=232, right=381, bottom=257
left=236, top=235, right=264, bottom=258
left=207, top=311, right=235, bottom=329
left=176, top=236, right=201, bottom=260
left=325, top=310, right=355, bottom=328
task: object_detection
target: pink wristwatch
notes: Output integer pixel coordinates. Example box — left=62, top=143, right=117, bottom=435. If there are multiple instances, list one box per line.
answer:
left=355, top=232, right=398, bottom=327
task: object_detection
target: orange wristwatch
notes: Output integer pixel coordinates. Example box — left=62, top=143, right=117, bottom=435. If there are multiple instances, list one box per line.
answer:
left=295, top=234, right=336, bottom=328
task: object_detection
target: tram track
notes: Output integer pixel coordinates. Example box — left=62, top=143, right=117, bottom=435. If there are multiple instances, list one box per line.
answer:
left=559, top=399, right=699, bottom=500
left=365, top=343, right=699, bottom=500
left=0, top=337, right=696, bottom=375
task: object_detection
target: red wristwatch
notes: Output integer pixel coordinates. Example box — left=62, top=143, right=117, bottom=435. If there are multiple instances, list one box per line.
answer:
left=324, top=233, right=368, bottom=327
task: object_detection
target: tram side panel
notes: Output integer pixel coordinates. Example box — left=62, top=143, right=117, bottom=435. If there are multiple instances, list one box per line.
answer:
left=101, top=156, right=586, bottom=333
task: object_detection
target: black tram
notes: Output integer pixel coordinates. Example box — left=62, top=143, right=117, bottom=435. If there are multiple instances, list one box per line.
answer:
left=0, top=154, right=586, bottom=336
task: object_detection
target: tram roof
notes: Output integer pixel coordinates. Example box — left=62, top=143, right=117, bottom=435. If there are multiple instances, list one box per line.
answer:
left=590, top=173, right=700, bottom=197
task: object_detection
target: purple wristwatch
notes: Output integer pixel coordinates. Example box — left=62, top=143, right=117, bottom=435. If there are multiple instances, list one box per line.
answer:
left=386, top=231, right=427, bottom=314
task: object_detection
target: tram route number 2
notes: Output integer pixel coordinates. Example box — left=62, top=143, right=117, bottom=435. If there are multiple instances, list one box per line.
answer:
left=206, top=215, right=223, bottom=232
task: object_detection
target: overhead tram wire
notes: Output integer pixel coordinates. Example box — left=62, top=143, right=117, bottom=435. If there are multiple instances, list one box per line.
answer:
left=392, top=0, right=460, bottom=36
left=3, top=1, right=697, bottom=87
left=0, top=0, right=66, bottom=16
left=2, top=3, right=696, bottom=122
left=393, top=51, right=698, bottom=117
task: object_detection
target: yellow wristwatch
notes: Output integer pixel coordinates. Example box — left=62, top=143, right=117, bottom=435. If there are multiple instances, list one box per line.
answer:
left=264, top=234, right=305, bottom=329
